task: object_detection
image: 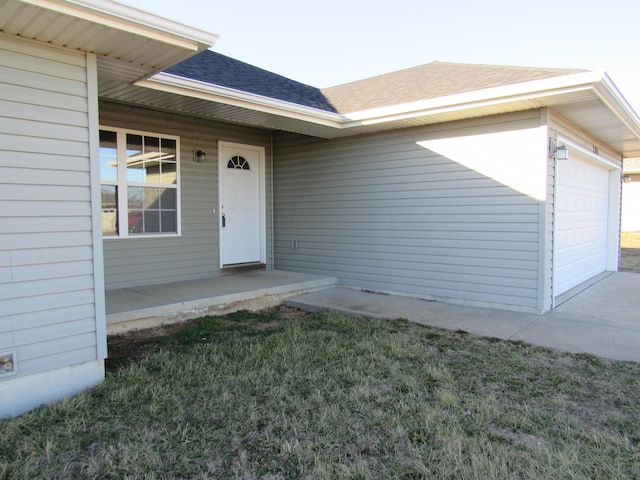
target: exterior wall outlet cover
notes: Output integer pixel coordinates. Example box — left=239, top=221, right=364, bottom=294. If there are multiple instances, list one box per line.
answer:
left=0, top=352, right=17, bottom=377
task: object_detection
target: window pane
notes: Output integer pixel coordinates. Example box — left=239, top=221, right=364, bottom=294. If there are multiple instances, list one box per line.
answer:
left=106, top=130, right=180, bottom=237
left=161, top=138, right=176, bottom=160
left=144, top=136, right=160, bottom=153
left=99, top=130, right=117, bottom=182
left=144, top=187, right=160, bottom=209
left=126, top=134, right=144, bottom=182
left=144, top=136, right=161, bottom=183
left=161, top=162, right=177, bottom=184
left=144, top=161, right=161, bottom=183
left=161, top=211, right=177, bottom=233
left=159, top=188, right=176, bottom=209
left=128, top=210, right=144, bottom=234
left=127, top=186, right=143, bottom=209
left=144, top=211, right=160, bottom=233
left=101, top=185, right=118, bottom=235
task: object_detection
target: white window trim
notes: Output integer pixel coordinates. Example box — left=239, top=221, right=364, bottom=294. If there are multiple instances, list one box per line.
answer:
left=100, top=125, right=181, bottom=239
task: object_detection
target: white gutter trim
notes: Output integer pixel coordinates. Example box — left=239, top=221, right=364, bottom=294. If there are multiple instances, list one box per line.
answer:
left=21, top=0, right=218, bottom=50
left=137, top=73, right=345, bottom=128
left=341, top=71, right=606, bottom=125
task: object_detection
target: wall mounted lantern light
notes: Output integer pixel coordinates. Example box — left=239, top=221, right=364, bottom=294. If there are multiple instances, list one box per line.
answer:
left=549, top=139, right=569, bottom=160
left=554, top=144, right=569, bottom=160
left=193, top=148, right=206, bottom=162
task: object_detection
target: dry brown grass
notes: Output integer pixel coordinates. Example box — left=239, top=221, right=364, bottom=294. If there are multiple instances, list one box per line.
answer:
left=2, top=308, right=639, bottom=480
left=621, top=232, right=640, bottom=272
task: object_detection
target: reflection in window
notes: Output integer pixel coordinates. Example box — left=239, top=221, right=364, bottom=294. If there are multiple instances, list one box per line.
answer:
left=127, top=187, right=176, bottom=234
left=100, top=128, right=179, bottom=237
left=99, top=131, right=118, bottom=235
left=101, top=185, right=118, bottom=236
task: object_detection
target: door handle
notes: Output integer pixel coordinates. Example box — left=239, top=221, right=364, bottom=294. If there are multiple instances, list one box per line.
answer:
left=221, top=213, right=225, bottom=228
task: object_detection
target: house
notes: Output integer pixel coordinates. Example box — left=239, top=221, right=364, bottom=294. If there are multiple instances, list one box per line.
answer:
left=622, top=158, right=640, bottom=232
left=2, top=0, right=640, bottom=417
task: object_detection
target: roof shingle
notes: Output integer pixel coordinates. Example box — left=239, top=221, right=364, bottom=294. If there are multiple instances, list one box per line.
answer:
left=166, top=50, right=338, bottom=113
left=166, top=54, right=587, bottom=116
left=320, top=61, right=587, bottom=113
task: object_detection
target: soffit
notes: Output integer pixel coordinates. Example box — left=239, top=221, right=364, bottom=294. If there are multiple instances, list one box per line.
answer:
left=0, top=0, right=216, bottom=79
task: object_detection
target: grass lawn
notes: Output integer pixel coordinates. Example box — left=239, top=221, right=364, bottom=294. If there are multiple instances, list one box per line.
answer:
left=621, top=232, right=640, bottom=272
left=2, top=307, right=639, bottom=479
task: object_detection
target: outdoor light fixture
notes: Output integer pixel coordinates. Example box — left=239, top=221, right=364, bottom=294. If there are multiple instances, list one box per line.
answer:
left=193, top=148, right=206, bottom=162
left=623, top=175, right=631, bottom=183
left=554, top=144, right=569, bottom=160
left=549, top=139, right=569, bottom=160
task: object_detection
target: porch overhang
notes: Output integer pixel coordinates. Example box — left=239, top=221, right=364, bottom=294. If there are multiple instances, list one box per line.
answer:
left=0, top=0, right=217, bottom=86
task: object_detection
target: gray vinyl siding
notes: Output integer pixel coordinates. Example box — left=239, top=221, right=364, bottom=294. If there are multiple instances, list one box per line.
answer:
left=100, top=102, right=274, bottom=290
left=274, top=111, right=547, bottom=310
left=0, top=36, right=98, bottom=378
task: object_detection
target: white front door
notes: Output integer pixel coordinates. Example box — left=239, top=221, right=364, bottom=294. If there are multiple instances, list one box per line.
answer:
left=219, top=142, right=265, bottom=266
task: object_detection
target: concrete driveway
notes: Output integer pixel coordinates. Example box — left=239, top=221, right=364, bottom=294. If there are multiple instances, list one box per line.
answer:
left=286, top=272, right=640, bottom=363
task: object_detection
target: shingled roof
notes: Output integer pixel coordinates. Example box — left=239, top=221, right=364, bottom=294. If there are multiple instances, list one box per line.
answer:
left=166, top=50, right=338, bottom=113
left=320, top=62, right=587, bottom=113
left=166, top=54, right=587, bottom=116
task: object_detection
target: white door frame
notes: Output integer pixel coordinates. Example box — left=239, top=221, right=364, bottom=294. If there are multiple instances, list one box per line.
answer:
left=218, top=141, right=267, bottom=268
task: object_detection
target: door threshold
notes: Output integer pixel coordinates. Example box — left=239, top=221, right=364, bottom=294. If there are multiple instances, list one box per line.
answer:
left=220, top=262, right=267, bottom=276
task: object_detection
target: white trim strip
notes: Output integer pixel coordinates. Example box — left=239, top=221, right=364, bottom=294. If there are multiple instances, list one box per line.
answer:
left=86, top=52, right=108, bottom=360
left=342, top=71, right=604, bottom=124
left=137, top=74, right=345, bottom=127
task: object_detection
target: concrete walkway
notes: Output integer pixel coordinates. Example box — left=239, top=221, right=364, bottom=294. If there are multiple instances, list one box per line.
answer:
left=286, top=272, right=640, bottom=363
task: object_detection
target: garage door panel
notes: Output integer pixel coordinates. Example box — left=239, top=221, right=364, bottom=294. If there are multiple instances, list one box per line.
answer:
left=554, top=154, right=610, bottom=296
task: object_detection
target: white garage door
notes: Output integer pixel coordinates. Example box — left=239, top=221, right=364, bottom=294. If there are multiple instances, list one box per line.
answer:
left=554, top=153, right=610, bottom=296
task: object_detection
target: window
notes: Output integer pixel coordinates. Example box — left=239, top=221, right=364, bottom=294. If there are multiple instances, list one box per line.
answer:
left=99, top=127, right=180, bottom=237
left=227, top=155, right=250, bottom=170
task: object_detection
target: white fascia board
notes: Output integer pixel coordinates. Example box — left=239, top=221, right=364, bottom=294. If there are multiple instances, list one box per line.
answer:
left=21, top=0, right=218, bottom=50
left=341, top=71, right=609, bottom=127
left=137, top=73, right=345, bottom=128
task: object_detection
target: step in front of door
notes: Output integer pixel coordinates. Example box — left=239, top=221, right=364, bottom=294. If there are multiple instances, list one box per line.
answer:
left=220, top=262, right=267, bottom=276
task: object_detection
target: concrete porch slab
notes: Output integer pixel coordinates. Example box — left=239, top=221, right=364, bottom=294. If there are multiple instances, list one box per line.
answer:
left=106, top=270, right=337, bottom=334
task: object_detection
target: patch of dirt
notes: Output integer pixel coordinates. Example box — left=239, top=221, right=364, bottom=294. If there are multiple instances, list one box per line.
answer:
left=105, top=306, right=309, bottom=374
left=105, top=320, right=194, bottom=374
left=488, top=425, right=550, bottom=451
